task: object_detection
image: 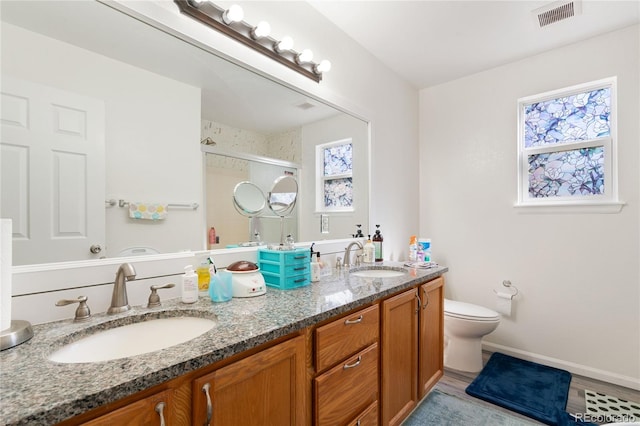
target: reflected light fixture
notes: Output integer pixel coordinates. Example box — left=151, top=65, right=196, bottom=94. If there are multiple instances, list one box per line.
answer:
left=251, top=21, right=271, bottom=39
left=314, top=59, right=332, bottom=74
left=295, top=49, right=313, bottom=64
left=222, top=4, right=243, bottom=25
left=274, top=36, right=294, bottom=53
left=175, top=0, right=330, bottom=82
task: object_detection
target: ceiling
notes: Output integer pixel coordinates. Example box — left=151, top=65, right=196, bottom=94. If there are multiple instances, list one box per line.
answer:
left=2, top=0, right=637, bottom=132
left=309, top=0, right=640, bottom=89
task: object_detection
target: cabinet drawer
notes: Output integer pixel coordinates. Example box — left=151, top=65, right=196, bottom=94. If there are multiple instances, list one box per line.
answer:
left=258, top=248, right=309, bottom=264
left=347, top=401, right=379, bottom=426
left=314, top=343, right=379, bottom=426
left=315, top=304, right=379, bottom=372
left=262, top=270, right=310, bottom=290
left=260, top=260, right=310, bottom=276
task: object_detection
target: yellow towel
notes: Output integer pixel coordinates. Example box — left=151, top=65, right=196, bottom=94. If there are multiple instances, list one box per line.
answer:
left=129, top=202, right=168, bottom=220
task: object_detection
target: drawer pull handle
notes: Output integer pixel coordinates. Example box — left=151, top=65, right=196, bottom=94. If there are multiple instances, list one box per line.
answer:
left=293, top=255, right=307, bottom=260
left=415, top=291, right=421, bottom=314
left=344, top=315, right=363, bottom=325
left=202, top=382, right=212, bottom=426
left=293, top=266, right=306, bottom=271
left=343, top=356, right=362, bottom=370
left=294, top=278, right=307, bottom=283
left=422, top=288, right=430, bottom=310
left=155, top=402, right=166, bottom=426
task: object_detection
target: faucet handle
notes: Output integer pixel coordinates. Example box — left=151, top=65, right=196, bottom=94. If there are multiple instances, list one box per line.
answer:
left=56, top=296, right=91, bottom=322
left=147, top=283, right=176, bottom=308
left=336, top=257, right=342, bottom=269
left=355, top=254, right=363, bottom=267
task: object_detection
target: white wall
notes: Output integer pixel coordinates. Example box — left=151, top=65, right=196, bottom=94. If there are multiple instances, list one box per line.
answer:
left=1, top=23, right=203, bottom=258
left=419, top=25, right=640, bottom=389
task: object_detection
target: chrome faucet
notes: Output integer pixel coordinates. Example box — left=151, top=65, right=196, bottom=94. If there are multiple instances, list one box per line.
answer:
left=343, top=241, right=363, bottom=267
left=107, top=263, right=136, bottom=314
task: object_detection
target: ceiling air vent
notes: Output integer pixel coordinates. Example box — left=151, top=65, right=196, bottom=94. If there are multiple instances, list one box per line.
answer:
left=532, top=0, right=582, bottom=28
left=296, top=101, right=316, bottom=110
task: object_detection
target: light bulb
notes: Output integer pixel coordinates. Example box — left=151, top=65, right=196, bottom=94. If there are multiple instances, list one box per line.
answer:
left=314, top=59, right=332, bottom=74
left=187, top=0, right=206, bottom=7
left=296, top=49, right=314, bottom=64
left=274, top=36, right=294, bottom=53
left=222, top=4, right=244, bottom=24
left=251, top=21, right=271, bottom=39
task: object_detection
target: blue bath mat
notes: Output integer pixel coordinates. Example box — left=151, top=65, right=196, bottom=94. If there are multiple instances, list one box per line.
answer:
left=466, top=352, right=577, bottom=425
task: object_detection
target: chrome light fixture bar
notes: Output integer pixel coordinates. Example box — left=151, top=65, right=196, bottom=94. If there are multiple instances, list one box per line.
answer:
left=175, top=0, right=329, bottom=82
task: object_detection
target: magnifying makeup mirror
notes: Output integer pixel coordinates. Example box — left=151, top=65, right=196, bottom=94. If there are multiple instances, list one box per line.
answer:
left=267, top=176, right=298, bottom=243
left=233, top=181, right=266, bottom=243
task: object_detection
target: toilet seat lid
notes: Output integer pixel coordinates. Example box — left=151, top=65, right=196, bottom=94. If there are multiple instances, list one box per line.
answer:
left=444, top=299, right=500, bottom=321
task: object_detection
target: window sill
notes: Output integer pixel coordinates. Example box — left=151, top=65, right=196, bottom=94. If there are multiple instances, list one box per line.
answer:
left=315, top=209, right=355, bottom=215
left=514, top=201, right=625, bottom=214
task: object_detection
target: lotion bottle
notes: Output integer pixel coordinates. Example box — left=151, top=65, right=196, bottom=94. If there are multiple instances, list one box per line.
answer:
left=181, top=265, right=198, bottom=304
left=408, top=235, right=418, bottom=261
left=311, top=252, right=321, bottom=282
left=363, top=235, right=375, bottom=263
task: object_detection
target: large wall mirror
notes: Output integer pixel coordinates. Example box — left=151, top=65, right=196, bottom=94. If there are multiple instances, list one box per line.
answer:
left=0, top=0, right=369, bottom=267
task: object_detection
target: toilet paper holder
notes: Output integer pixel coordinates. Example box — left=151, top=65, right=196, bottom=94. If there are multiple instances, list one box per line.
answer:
left=493, top=280, right=519, bottom=299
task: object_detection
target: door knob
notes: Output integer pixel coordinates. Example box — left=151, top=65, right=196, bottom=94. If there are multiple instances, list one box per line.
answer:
left=89, top=244, right=102, bottom=254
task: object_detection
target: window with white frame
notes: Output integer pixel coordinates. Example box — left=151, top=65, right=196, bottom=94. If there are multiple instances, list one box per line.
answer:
left=316, top=139, right=353, bottom=212
left=517, top=77, right=620, bottom=209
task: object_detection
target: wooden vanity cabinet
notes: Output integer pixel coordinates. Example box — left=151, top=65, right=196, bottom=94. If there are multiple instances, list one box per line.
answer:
left=62, top=274, right=444, bottom=426
left=313, top=304, right=380, bottom=426
left=81, top=389, right=174, bottom=426
left=192, top=335, right=306, bottom=426
left=381, top=276, right=445, bottom=426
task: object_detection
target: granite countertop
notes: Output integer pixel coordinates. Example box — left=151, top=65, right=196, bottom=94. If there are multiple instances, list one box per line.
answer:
left=0, top=262, right=447, bottom=425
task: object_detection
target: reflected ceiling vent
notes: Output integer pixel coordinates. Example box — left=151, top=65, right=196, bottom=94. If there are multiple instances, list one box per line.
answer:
left=532, top=0, right=582, bottom=28
left=200, top=137, right=217, bottom=145
left=296, top=101, right=316, bottom=110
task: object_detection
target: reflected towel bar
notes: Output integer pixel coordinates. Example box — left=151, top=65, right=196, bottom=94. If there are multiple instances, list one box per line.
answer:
left=105, top=199, right=199, bottom=210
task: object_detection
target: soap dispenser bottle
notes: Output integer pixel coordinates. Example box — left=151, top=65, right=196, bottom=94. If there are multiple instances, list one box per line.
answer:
left=373, top=225, right=383, bottom=262
left=181, top=265, right=198, bottom=304
left=363, top=235, right=375, bottom=263
left=311, top=252, right=321, bottom=282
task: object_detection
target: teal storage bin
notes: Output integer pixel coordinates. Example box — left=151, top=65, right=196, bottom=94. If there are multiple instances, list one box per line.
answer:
left=258, top=248, right=310, bottom=290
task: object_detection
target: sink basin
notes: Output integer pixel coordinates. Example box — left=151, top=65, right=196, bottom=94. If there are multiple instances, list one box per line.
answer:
left=49, top=316, right=216, bottom=363
left=350, top=268, right=407, bottom=278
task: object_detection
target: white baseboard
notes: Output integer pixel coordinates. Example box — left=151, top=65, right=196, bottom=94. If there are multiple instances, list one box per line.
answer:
left=482, top=342, right=640, bottom=391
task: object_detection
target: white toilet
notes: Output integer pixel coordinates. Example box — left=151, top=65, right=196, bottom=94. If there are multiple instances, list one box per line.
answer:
left=444, top=299, right=501, bottom=373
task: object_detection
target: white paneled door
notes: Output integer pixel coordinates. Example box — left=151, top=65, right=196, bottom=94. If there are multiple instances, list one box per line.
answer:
left=1, top=77, right=105, bottom=265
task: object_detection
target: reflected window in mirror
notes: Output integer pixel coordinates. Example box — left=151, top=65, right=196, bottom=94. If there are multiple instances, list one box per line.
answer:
left=316, top=139, right=353, bottom=212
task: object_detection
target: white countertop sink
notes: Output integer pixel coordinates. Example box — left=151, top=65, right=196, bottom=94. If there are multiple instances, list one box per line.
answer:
left=350, top=268, right=407, bottom=278
left=48, top=316, right=216, bottom=363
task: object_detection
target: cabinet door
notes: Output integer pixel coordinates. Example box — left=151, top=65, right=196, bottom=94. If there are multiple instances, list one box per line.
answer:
left=192, top=335, right=306, bottom=426
left=82, top=389, right=172, bottom=426
left=419, top=276, right=445, bottom=399
left=381, top=288, right=419, bottom=426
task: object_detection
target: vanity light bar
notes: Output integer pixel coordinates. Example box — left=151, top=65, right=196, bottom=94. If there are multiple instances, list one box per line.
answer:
left=175, top=0, right=329, bottom=82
